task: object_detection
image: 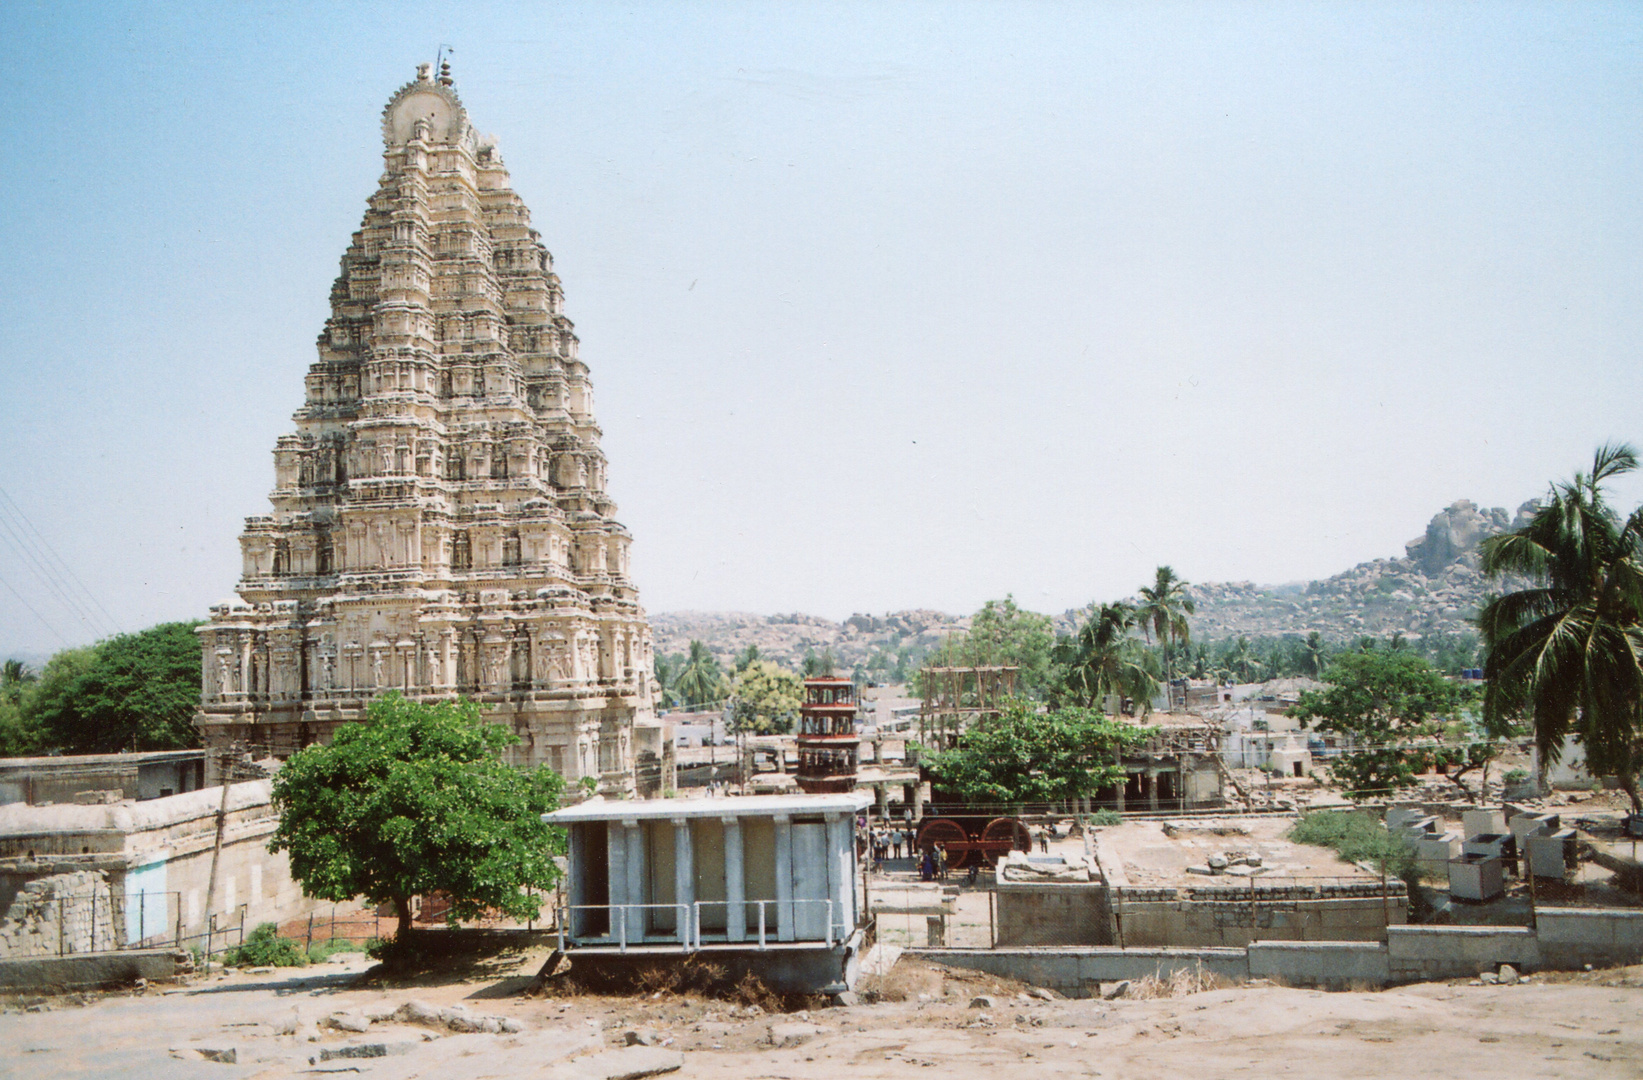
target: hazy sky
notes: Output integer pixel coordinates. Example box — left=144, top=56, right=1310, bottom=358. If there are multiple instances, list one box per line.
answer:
left=1, top=2, right=1639, bottom=659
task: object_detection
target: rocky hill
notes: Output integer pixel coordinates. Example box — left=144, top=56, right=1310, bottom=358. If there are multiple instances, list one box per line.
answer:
left=652, top=498, right=1539, bottom=669
left=1183, top=499, right=1536, bottom=644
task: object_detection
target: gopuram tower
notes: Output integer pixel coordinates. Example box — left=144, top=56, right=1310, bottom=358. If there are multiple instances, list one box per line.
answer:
left=196, top=65, right=654, bottom=791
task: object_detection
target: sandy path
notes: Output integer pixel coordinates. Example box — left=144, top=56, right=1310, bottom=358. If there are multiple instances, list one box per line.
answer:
left=2, top=959, right=1638, bottom=1080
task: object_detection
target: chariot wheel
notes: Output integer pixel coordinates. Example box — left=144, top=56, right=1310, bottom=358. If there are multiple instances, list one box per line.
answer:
left=915, top=817, right=975, bottom=869
left=977, top=816, right=1032, bottom=866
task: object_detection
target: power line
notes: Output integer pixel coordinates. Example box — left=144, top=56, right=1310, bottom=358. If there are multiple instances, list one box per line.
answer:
left=0, top=515, right=102, bottom=639
left=0, top=488, right=119, bottom=637
left=0, top=568, right=71, bottom=648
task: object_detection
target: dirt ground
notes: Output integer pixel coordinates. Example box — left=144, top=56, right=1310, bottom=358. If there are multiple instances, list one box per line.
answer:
left=4, top=951, right=1642, bottom=1080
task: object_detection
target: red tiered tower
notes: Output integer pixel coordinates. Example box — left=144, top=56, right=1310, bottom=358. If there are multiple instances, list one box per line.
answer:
left=795, top=677, right=858, bottom=794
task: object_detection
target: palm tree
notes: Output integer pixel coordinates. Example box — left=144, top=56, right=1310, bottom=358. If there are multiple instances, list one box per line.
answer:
left=674, top=640, right=728, bottom=708
left=1478, top=443, right=1643, bottom=812
left=1052, top=602, right=1160, bottom=714
left=1137, top=567, right=1196, bottom=699
left=1300, top=632, right=1328, bottom=678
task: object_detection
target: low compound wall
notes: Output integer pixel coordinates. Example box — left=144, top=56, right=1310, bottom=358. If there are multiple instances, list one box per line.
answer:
left=1113, top=885, right=1402, bottom=948
left=1536, top=907, right=1643, bottom=970
left=1387, top=926, right=1540, bottom=981
left=0, top=947, right=184, bottom=991
left=916, top=908, right=1643, bottom=993
left=913, top=947, right=1248, bottom=997
left=1246, top=941, right=1390, bottom=988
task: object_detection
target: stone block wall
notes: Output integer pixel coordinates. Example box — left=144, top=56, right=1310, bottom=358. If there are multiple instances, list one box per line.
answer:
left=0, top=871, right=119, bottom=958
left=1536, top=907, right=1643, bottom=970
left=1112, top=883, right=1406, bottom=948
left=1385, top=925, right=1541, bottom=980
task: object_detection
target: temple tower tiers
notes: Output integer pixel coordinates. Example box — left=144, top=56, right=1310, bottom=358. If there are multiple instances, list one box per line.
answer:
left=196, top=65, right=655, bottom=791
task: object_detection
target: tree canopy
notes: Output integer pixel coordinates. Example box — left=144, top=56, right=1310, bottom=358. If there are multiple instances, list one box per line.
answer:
left=19, top=622, right=203, bottom=754
left=268, top=694, right=565, bottom=938
left=727, top=660, right=803, bottom=735
left=1051, top=602, right=1160, bottom=713
left=1288, top=648, right=1470, bottom=800
left=673, top=640, right=729, bottom=708
left=922, top=701, right=1151, bottom=805
left=1479, top=443, right=1643, bottom=811
left=921, top=596, right=1057, bottom=699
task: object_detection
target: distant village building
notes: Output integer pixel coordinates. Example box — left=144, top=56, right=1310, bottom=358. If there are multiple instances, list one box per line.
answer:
left=0, top=750, right=205, bottom=807
left=194, top=66, right=655, bottom=791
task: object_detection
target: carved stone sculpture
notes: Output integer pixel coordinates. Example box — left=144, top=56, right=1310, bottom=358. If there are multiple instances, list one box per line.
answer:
left=194, top=66, right=655, bottom=791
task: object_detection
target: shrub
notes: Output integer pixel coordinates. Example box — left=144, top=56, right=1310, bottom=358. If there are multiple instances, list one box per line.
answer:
left=1086, top=809, right=1123, bottom=827
left=1288, top=811, right=1414, bottom=879
left=225, top=922, right=306, bottom=967
left=1503, top=768, right=1529, bottom=785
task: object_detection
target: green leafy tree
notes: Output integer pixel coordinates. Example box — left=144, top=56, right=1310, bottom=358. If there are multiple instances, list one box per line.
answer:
left=1288, top=649, right=1468, bottom=800
left=1051, top=602, right=1160, bottom=713
left=922, top=701, right=1151, bottom=805
left=922, top=596, right=1057, bottom=699
left=0, top=659, right=41, bottom=755
left=1478, top=443, right=1643, bottom=810
left=1137, top=566, right=1195, bottom=688
left=269, top=693, right=565, bottom=939
left=727, top=661, right=803, bottom=735
left=734, top=644, right=761, bottom=674
left=673, top=640, right=728, bottom=708
left=23, top=623, right=202, bottom=753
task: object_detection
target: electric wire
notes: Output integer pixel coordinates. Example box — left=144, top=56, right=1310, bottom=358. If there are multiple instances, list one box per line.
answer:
left=0, top=487, right=120, bottom=633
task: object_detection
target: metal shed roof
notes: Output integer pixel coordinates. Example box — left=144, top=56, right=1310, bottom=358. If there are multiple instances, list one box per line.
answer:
left=544, top=791, right=871, bottom=824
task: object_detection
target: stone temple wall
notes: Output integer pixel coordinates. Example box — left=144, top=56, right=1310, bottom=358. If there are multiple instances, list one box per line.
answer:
left=0, top=871, right=120, bottom=959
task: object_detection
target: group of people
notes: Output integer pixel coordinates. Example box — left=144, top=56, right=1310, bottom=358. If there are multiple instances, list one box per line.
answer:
left=866, top=825, right=916, bottom=870
left=860, top=818, right=1061, bottom=880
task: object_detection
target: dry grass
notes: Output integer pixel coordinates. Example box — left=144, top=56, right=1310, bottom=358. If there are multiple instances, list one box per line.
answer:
left=1128, top=962, right=1231, bottom=999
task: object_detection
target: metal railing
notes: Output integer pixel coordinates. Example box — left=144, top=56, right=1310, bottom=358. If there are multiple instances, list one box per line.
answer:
left=0, top=890, right=247, bottom=961
left=557, top=898, right=840, bottom=953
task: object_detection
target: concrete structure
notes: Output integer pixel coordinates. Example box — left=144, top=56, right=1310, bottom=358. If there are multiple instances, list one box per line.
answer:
left=0, top=751, right=205, bottom=806
left=922, top=906, right=1643, bottom=993
left=0, top=781, right=316, bottom=956
left=1447, top=854, right=1504, bottom=901
left=195, top=65, right=655, bottom=793
left=545, top=792, right=870, bottom=992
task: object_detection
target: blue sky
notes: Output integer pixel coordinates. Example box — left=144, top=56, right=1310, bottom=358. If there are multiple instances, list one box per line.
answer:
left=1, top=2, right=1639, bottom=658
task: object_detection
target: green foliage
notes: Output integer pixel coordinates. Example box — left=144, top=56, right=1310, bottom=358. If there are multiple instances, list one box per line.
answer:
left=225, top=922, right=306, bottom=967
left=1051, top=602, right=1160, bottom=713
left=653, top=652, right=682, bottom=709
left=922, top=701, right=1151, bottom=805
left=1503, top=768, right=1529, bottom=784
left=727, top=661, right=803, bottom=735
left=1288, top=650, right=1469, bottom=799
left=21, top=623, right=203, bottom=754
left=920, top=596, right=1057, bottom=699
left=673, top=640, right=729, bottom=708
left=1085, top=808, right=1123, bottom=826
left=306, top=938, right=360, bottom=963
left=0, top=659, right=42, bottom=755
left=1137, top=566, right=1195, bottom=685
left=1479, top=443, right=1643, bottom=812
left=1288, top=811, right=1414, bottom=879
left=269, top=693, right=566, bottom=938
left=734, top=644, right=761, bottom=674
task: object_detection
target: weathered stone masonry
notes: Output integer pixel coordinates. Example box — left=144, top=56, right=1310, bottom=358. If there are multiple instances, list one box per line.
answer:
left=197, top=66, right=654, bottom=790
